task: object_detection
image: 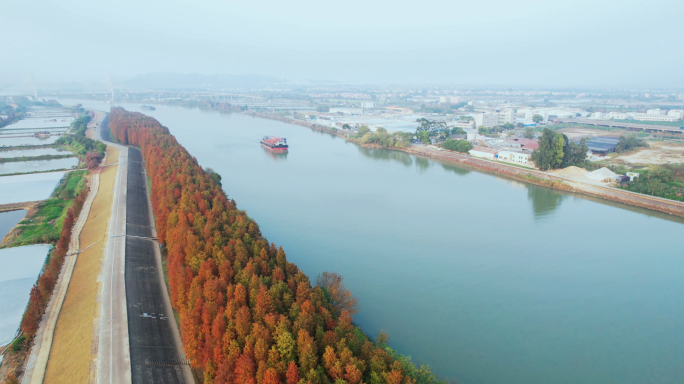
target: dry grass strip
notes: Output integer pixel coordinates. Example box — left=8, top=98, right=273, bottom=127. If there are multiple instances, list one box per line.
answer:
left=43, top=146, right=119, bottom=384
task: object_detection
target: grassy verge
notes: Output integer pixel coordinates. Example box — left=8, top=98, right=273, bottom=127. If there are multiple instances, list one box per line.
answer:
left=1, top=170, right=87, bottom=248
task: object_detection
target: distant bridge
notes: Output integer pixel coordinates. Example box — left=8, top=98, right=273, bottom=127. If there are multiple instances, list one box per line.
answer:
left=197, top=93, right=266, bottom=102
left=560, top=119, right=683, bottom=135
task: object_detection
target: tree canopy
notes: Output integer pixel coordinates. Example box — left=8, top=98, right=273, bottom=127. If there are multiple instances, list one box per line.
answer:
left=109, top=107, right=441, bottom=384
left=531, top=128, right=589, bottom=171
left=531, top=128, right=564, bottom=170
left=442, top=139, right=472, bottom=153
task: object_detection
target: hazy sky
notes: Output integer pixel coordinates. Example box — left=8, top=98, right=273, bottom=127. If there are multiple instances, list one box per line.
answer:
left=2, top=0, right=683, bottom=88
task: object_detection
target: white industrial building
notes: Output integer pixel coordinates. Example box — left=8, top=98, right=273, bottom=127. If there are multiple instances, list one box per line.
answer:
left=454, top=120, right=476, bottom=130
left=607, top=112, right=628, bottom=119
left=667, top=109, right=684, bottom=119
left=470, top=112, right=499, bottom=128
left=633, top=113, right=678, bottom=122
left=498, top=109, right=516, bottom=125
left=497, top=150, right=531, bottom=164
left=469, top=146, right=499, bottom=160
left=330, top=107, right=364, bottom=115
left=361, top=102, right=375, bottom=110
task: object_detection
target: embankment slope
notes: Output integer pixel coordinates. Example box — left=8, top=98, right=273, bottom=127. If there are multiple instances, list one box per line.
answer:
left=43, top=145, right=119, bottom=383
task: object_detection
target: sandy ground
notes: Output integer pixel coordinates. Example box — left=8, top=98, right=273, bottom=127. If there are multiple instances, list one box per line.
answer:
left=557, top=127, right=622, bottom=140
left=557, top=126, right=684, bottom=165
left=614, top=141, right=684, bottom=164
left=43, top=146, right=118, bottom=384
left=551, top=166, right=608, bottom=186
left=105, top=145, right=119, bottom=166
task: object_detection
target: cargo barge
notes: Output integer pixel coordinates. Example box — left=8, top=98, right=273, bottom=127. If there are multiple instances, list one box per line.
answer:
left=261, top=136, right=288, bottom=151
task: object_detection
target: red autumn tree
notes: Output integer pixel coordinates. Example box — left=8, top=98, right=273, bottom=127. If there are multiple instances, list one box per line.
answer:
left=108, top=107, right=431, bottom=384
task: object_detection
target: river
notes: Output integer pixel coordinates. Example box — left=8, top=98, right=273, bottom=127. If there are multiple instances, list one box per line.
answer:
left=59, top=99, right=684, bottom=384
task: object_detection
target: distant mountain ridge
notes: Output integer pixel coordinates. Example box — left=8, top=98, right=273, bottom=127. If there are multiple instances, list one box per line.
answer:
left=123, top=72, right=284, bottom=89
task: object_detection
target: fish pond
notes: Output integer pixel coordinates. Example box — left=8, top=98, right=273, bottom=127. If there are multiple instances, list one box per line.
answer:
left=0, top=172, right=65, bottom=205
left=0, top=244, right=51, bottom=346
left=0, top=210, right=26, bottom=241
left=0, top=147, right=69, bottom=159
left=0, top=157, right=78, bottom=175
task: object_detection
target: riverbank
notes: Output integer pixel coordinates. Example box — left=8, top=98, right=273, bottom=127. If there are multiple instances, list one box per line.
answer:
left=245, top=111, right=684, bottom=217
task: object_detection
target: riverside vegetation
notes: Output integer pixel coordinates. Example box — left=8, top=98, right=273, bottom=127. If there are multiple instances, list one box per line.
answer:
left=19, top=183, right=89, bottom=336
left=56, top=114, right=106, bottom=169
left=531, top=128, right=590, bottom=171
left=617, top=164, right=684, bottom=202
left=109, top=107, right=444, bottom=384
left=1, top=170, right=87, bottom=248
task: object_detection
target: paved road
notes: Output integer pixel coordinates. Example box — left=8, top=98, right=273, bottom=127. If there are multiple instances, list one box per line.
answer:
left=94, top=112, right=193, bottom=384
left=125, top=148, right=190, bottom=384
left=95, top=112, right=132, bottom=384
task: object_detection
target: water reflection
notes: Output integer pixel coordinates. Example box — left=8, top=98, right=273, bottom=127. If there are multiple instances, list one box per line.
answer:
left=440, top=162, right=471, bottom=176
left=527, top=186, right=566, bottom=218
left=262, top=147, right=288, bottom=161
left=414, top=157, right=430, bottom=172
left=357, top=147, right=413, bottom=168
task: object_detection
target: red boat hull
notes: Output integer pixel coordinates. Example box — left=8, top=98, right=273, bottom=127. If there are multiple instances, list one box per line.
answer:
left=261, top=143, right=288, bottom=151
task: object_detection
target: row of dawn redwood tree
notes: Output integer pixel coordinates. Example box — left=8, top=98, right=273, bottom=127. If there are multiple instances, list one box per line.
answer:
left=109, top=107, right=429, bottom=384
left=21, top=187, right=89, bottom=336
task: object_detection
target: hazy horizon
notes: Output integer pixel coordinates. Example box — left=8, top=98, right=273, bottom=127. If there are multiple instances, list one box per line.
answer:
left=2, top=0, right=684, bottom=89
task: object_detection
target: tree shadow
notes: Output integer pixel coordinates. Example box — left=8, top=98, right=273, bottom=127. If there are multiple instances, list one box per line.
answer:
left=527, top=186, right=566, bottom=218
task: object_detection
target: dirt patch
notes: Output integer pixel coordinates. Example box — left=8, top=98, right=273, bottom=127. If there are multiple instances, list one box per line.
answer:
left=551, top=166, right=608, bottom=186
left=0, top=341, right=31, bottom=383
left=557, top=127, right=623, bottom=139
left=614, top=141, right=684, bottom=165
left=552, top=166, right=588, bottom=178
left=105, top=146, right=119, bottom=166
left=43, top=148, right=118, bottom=384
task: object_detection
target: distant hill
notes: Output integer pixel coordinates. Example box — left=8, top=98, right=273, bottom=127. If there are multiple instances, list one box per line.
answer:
left=122, top=73, right=284, bottom=89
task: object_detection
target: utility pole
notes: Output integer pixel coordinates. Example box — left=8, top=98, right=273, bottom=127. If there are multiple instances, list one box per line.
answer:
left=29, top=73, right=38, bottom=101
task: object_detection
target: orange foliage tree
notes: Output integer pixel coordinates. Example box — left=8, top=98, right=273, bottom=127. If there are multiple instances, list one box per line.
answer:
left=109, top=107, right=431, bottom=384
left=21, top=187, right=89, bottom=336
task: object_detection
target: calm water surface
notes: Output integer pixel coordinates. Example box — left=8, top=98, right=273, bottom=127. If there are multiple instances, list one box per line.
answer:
left=0, top=147, right=68, bottom=158
left=0, top=136, right=59, bottom=147
left=0, top=157, right=78, bottom=175
left=0, top=244, right=51, bottom=345
left=0, top=172, right=64, bottom=204
left=66, top=101, right=684, bottom=384
left=0, top=210, right=26, bottom=239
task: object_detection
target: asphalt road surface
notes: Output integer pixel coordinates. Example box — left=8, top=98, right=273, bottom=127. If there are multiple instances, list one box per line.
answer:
left=95, top=112, right=132, bottom=384
left=125, top=148, right=189, bottom=384
left=95, top=112, right=193, bottom=384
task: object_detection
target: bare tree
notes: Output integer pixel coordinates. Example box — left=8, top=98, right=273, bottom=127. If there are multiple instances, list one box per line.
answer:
left=315, top=271, right=359, bottom=315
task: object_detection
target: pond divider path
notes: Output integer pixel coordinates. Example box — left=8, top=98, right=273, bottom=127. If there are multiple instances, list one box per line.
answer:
left=0, top=201, right=41, bottom=214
